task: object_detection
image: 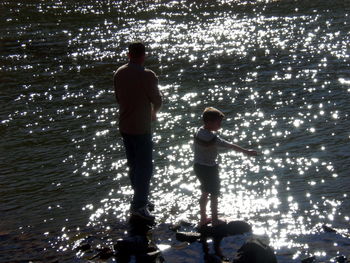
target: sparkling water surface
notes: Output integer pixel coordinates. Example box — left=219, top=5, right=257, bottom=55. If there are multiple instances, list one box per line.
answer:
left=1, top=1, right=349, bottom=262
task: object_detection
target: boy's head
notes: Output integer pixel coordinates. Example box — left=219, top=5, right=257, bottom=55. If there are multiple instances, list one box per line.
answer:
left=202, top=107, right=225, bottom=130
left=128, top=42, right=146, bottom=60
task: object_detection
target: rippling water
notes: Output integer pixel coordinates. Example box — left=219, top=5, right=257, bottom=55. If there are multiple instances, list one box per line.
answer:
left=1, top=0, right=349, bottom=262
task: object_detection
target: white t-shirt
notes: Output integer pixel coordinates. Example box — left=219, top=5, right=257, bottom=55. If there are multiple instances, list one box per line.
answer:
left=193, top=127, right=232, bottom=166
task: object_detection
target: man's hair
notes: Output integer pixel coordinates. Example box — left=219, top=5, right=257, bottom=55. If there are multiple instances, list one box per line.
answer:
left=202, top=107, right=225, bottom=123
left=128, top=42, right=145, bottom=58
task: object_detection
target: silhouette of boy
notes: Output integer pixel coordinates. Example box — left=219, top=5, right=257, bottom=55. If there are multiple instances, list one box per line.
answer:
left=193, top=107, right=257, bottom=226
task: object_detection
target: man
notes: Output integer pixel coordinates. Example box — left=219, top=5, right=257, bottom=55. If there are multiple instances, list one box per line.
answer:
left=114, top=42, right=162, bottom=220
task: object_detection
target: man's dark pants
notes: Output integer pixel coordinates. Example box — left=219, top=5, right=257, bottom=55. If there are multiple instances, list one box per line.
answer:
left=121, top=133, right=153, bottom=210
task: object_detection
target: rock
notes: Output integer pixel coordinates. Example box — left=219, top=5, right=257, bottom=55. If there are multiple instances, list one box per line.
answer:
left=232, top=238, right=277, bottom=263
left=169, top=220, right=193, bottom=232
left=76, top=243, right=91, bottom=252
left=175, top=231, right=201, bottom=243
left=199, top=221, right=252, bottom=238
left=301, top=256, right=316, bottom=263
left=135, top=248, right=163, bottom=263
left=178, top=220, right=193, bottom=227
left=205, top=253, right=222, bottom=263
left=334, top=255, right=347, bottom=263
left=199, top=222, right=228, bottom=238
left=115, top=252, right=131, bottom=263
left=226, top=221, right=252, bottom=235
left=89, top=247, right=114, bottom=260
left=129, top=215, right=155, bottom=236
left=113, top=244, right=164, bottom=263
left=169, top=224, right=181, bottom=232
left=322, top=224, right=337, bottom=233
left=114, top=235, right=149, bottom=255
left=212, top=223, right=231, bottom=238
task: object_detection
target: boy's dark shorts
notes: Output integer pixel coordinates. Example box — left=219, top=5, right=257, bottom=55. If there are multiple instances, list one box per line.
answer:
left=194, top=163, right=220, bottom=195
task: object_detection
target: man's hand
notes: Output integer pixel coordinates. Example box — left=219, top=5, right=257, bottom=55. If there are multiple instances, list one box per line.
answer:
left=151, top=110, right=157, bottom=122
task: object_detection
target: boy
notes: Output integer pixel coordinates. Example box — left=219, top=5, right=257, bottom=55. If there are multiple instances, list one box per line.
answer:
left=193, top=107, right=257, bottom=226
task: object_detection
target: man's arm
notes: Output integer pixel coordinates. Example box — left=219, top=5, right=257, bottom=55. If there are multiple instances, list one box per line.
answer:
left=146, top=71, right=162, bottom=120
left=113, top=71, right=120, bottom=104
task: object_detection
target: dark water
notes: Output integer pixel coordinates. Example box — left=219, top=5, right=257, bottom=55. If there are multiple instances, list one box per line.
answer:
left=1, top=0, right=349, bottom=262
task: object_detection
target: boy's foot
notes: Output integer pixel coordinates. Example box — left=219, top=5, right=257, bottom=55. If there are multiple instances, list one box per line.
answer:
left=198, top=218, right=212, bottom=228
left=212, top=218, right=226, bottom=226
left=131, top=206, right=155, bottom=221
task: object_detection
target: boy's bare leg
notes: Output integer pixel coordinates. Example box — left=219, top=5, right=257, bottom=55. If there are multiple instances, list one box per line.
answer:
left=199, top=192, right=209, bottom=226
left=210, top=195, right=219, bottom=225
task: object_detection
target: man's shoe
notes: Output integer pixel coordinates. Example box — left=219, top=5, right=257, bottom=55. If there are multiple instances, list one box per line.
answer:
left=147, top=201, right=155, bottom=212
left=131, top=206, right=155, bottom=221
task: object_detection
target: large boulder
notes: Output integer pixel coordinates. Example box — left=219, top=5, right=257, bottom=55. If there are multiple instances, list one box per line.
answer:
left=135, top=248, right=163, bottom=263
left=175, top=231, right=201, bottom=243
left=199, top=221, right=252, bottom=238
left=226, top=221, right=252, bottom=236
left=128, top=215, right=155, bottom=236
left=114, top=235, right=149, bottom=255
left=232, top=238, right=277, bottom=263
left=301, top=256, right=316, bottom=263
left=114, top=236, right=163, bottom=263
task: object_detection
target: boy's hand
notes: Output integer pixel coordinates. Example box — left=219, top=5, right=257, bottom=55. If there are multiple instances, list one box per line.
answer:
left=246, top=149, right=258, bottom=156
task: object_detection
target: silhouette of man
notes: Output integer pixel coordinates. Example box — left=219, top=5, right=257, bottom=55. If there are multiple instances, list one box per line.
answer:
left=114, top=42, right=162, bottom=220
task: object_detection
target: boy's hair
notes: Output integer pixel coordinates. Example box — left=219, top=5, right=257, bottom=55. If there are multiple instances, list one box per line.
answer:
left=128, top=42, right=145, bottom=58
left=202, top=107, right=225, bottom=123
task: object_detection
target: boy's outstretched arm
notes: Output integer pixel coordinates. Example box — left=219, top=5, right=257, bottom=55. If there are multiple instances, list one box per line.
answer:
left=229, top=143, right=257, bottom=156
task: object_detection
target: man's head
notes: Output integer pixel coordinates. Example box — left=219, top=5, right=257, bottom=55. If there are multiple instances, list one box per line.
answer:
left=202, top=107, right=225, bottom=131
left=128, top=42, right=146, bottom=64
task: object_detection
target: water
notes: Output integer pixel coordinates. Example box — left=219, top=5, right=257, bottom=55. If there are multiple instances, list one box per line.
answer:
left=1, top=0, right=349, bottom=262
